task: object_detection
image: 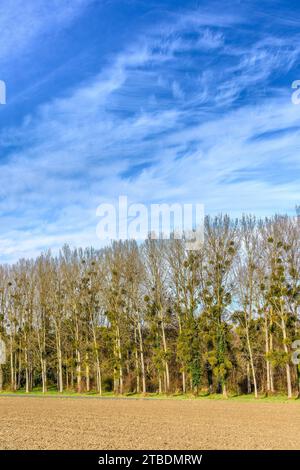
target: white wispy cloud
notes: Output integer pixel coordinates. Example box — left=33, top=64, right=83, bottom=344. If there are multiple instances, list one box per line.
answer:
left=0, top=0, right=92, bottom=64
left=0, top=5, right=299, bottom=262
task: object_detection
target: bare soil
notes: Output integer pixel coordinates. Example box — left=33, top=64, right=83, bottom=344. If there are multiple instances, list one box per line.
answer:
left=0, top=396, right=299, bottom=450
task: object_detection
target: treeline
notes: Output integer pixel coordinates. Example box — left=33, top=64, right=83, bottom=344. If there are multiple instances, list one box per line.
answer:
left=0, top=213, right=299, bottom=397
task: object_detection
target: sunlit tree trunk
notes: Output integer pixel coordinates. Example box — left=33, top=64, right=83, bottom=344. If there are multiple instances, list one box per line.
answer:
left=246, top=324, right=258, bottom=397
left=0, top=365, right=3, bottom=391
left=281, top=314, right=292, bottom=398
left=24, top=344, right=30, bottom=393
left=133, top=321, right=145, bottom=394
left=160, top=316, right=170, bottom=392
left=57, top=335, right=63, bottom=393
left=92, top=328, right=102, bottom=395
left=76, top=348, right=81, bottom=393
left=10, top=337, right=16, bottom=391
left=134, top=327, right=140, bottom=393
left=116, top=325, right=123, bottom=394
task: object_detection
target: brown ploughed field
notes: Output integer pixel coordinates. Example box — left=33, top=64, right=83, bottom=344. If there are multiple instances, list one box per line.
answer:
left=0, top=396, right=299, bottom=450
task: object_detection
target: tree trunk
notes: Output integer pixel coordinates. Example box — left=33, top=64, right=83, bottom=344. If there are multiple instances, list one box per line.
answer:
left=85, top=353, right=90, bottom=393
left=269, top=331, right=274, bottom=392
left=182, top=369, right=186, bottom=394
left=160, top=317, right=170, bottom=392
left=10, top=353, right=15, bottom=391
left=13, top=354, right=17, bottom=391
left=138, top=322, right=146, bottom=394
left=56, top=331, right=63, bottom=393
left=95, top=357, right=102, bottom=395
left=70, top=367, right=74, bottom=389
left=17, top=350, right=22, bottom=390
left=58, top=352, right=63, bottom=393
left=265, top=314, right=271, bottom=394
left=163, top=371, right=167, bottom=393
left=281, top=316, right=292, bottom=398
left=10, top=335, right=16, bottom=391
left=92, top=326, right=102, bottom=395
left=76, top=349, right=82, bottom=393
left=113, top=331, right=118, bottom=395
left=25, top=347, right=30, bottom=393
left=116, top=325, right=123, bottom=394
left=41, top=358, right=47, bottom=393
left=134, top=327, right=140, bottom=393
left=246, top=324, right=258, bottom=397
left=246, top=362, right=251, bottom=394
left=0, top=365, right=3, bottom=391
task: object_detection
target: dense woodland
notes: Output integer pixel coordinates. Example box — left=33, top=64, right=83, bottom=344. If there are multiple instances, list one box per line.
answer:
left=0, top=212, right=299, bottom=398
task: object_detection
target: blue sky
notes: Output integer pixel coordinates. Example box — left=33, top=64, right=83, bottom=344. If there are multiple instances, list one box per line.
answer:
left=0, top=0, right=300, bottom=262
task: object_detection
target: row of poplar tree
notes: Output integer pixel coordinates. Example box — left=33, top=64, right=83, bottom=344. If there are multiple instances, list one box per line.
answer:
left=0, top=212, right=299, bottom=397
